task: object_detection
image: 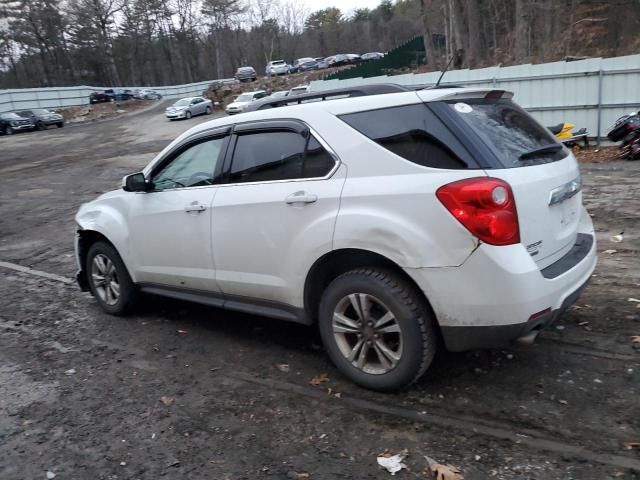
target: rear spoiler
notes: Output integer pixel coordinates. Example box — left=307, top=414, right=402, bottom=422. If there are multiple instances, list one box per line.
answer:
left=433, top=89, right=514, bottom=101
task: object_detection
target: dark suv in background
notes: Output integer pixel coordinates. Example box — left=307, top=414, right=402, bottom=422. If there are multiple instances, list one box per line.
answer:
left=0, top=112, right=34, bottom=135
left=90, top=89, right=134, bottom=103
left=17, top=109, right=64, bottom=130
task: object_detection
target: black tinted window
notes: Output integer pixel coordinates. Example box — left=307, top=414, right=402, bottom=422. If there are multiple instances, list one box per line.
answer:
left=230, top=131, right=306, bottom=183
left=304, top=137, right=335, bottom=177
left=340, top=104, right=471, bottom=169
left=230, top=131, right=334, bottom=183
left=446, top=98, right=567, bottom=167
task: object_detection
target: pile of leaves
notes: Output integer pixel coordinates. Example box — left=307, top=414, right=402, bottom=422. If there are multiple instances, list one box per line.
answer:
left=61, top=99, right=154, bottom=124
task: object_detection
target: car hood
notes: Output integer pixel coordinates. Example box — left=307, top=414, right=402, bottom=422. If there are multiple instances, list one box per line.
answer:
left=167, top=105, right=187, bottom=110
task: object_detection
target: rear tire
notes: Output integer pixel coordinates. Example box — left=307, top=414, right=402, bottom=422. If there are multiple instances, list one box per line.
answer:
left=318, top=267, right=438, bottom=391
left=86, top=241, right=137, bottom=315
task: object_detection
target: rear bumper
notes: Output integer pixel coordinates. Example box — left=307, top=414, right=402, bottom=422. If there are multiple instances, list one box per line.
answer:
left=405, top=211, right=597, bottom=351
left=439, top=278, right=588, bottom=351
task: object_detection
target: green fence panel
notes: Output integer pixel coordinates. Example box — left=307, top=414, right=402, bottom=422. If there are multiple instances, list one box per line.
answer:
left=325, top=36, right=426, bottom=81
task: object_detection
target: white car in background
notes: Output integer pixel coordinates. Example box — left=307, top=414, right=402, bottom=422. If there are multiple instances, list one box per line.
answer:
left=266, top=60, right=289, bottom=76
left=165, top=97, right=212, bottom=120
left=225, top=91, right=268, bottom=115
left=75, top=86, right=597, bottom=391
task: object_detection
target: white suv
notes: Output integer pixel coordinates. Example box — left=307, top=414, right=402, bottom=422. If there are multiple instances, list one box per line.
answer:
left=75, top=87, right=597, bottom=391
left=266, top=60, right=288, bottom=76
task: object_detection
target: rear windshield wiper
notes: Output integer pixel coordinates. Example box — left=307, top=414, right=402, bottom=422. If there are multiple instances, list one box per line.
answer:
left=518, top=143, right=564, bottom=160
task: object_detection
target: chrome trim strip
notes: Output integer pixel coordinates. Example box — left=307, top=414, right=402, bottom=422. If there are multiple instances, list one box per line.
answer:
left=549, top=175, right=581, bottom=206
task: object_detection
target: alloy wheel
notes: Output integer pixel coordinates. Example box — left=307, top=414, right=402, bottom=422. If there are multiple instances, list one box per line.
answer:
left=332, top=293, right=403, bottom=375
left=91, top=254, right=120, bottom=306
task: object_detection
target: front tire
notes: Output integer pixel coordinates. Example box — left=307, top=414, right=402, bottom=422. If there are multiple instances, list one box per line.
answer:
left=205, top=106, right=212, bottom=115
left=57, top=122, right=64, bottom=128
left=86, top=241, right=137, bottom=315
left=185, top=110, right=192, bottom=119
left=318, top=268, right=437, bottom=391
left=5, top=125, right=13, bottom=135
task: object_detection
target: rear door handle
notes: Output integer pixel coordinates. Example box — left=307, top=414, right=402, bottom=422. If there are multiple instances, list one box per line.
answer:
left=184, top=201, right=207, bottom=213
left=285, top=191, right=318, bottom=205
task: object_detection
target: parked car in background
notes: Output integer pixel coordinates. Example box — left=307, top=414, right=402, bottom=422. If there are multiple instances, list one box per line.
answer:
left=327, top=54, right=350, bottom=67
left=265, top=60, right=288, bottom=76
left=165, top=97, right=212, bottom=120
left=315, top=57, right=328, bottom=69
left=134, top=89, right=162, bottom=100
left=288, top=85, right=309, bottom=96
left=90, top=90, right=110, bottom=104
left=17, top=108, right=64, bottom=130
left=89, top=89, right=134, bottom=104
left=292, top=57, right=318, bottom=73
left=0, top=112, right=34, bottom=135
left=268, top=90, right=289, bottom=99
left=225, top=90, right=268, bottom=115
left=361, top=52, right=384, bottom=62
left=345, top=54, right=362, bottom=64
left=235, top=66, right=258, bottom=82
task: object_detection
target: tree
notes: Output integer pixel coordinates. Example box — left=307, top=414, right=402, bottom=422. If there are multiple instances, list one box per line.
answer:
left=201, top=0, right=244, bottom=78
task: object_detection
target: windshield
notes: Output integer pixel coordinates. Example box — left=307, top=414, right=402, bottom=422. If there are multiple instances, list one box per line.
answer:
left=271, top=61, right=285, bottom=65
left=446, top=98, right=567, bottom=167
left=235, top=94, right=254, bottom=102
left=174, top=99, right=190, bottom=107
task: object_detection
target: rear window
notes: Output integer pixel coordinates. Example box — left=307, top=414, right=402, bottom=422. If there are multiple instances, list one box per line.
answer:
left=446, top=99, right=568, bottom=167
left=339, top=104, right=476, bottom=169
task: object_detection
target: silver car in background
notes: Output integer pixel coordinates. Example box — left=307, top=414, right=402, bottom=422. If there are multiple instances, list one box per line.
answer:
left=165, top=97, right=212, bottom=120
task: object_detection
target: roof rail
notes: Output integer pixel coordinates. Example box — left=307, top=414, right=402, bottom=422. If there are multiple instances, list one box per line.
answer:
left=243, top=83, right=410, bottom=112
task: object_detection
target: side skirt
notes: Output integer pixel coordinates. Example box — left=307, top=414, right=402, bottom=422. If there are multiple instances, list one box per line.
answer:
left=138, top=283, right=311, bottom=325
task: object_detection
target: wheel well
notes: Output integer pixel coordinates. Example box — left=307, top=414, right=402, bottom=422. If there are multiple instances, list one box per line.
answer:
left=304, top=249, right=431, bottom=323
left=77, top=230, right=112, bottom=271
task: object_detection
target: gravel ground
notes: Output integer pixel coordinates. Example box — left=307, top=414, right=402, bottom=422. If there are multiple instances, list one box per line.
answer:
left=0, top=103, right=639, bottom=480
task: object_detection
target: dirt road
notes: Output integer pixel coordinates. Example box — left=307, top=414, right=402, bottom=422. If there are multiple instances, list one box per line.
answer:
left=1, top=103, right=639, bottom=480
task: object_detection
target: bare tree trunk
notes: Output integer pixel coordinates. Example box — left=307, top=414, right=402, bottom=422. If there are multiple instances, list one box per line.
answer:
left=214, top=30, right=223, bottom=78
left=420, top=0, right=438, bottom=68
left=467, top=0, right=481, bottom=67
left=514, top=0, right=529, bottom=61
left=448, top=0, right=465, bottom=68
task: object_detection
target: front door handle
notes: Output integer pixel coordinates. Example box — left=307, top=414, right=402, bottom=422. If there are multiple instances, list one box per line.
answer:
left=285, top=191, right=318, bottom=205
left=184, top=201, right=206, bottom=213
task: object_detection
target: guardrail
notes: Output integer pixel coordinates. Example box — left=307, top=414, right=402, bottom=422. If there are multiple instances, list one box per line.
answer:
left=310, top=54, right=640, bottom=144
left=0, top=78, right=235, bottom=114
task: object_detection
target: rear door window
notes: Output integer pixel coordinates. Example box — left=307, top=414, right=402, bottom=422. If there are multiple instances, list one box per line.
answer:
left=444, top=98, right=568, bottom=167
left=339, top=104, right=476, bottom=169
left=228, top=131, right=335, bottom=183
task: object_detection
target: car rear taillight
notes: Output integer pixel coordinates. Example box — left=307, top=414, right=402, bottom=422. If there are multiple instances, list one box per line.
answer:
left=436, top=177, right=520, bottom=246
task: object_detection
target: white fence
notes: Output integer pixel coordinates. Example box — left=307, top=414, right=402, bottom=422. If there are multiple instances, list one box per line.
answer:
left=0, top=78, right=232, bottom=114
left=309, top=54, right=640, bottom=142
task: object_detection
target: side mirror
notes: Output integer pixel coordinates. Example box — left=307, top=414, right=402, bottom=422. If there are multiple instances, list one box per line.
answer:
left=122, top=172, right=149, bottom=192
